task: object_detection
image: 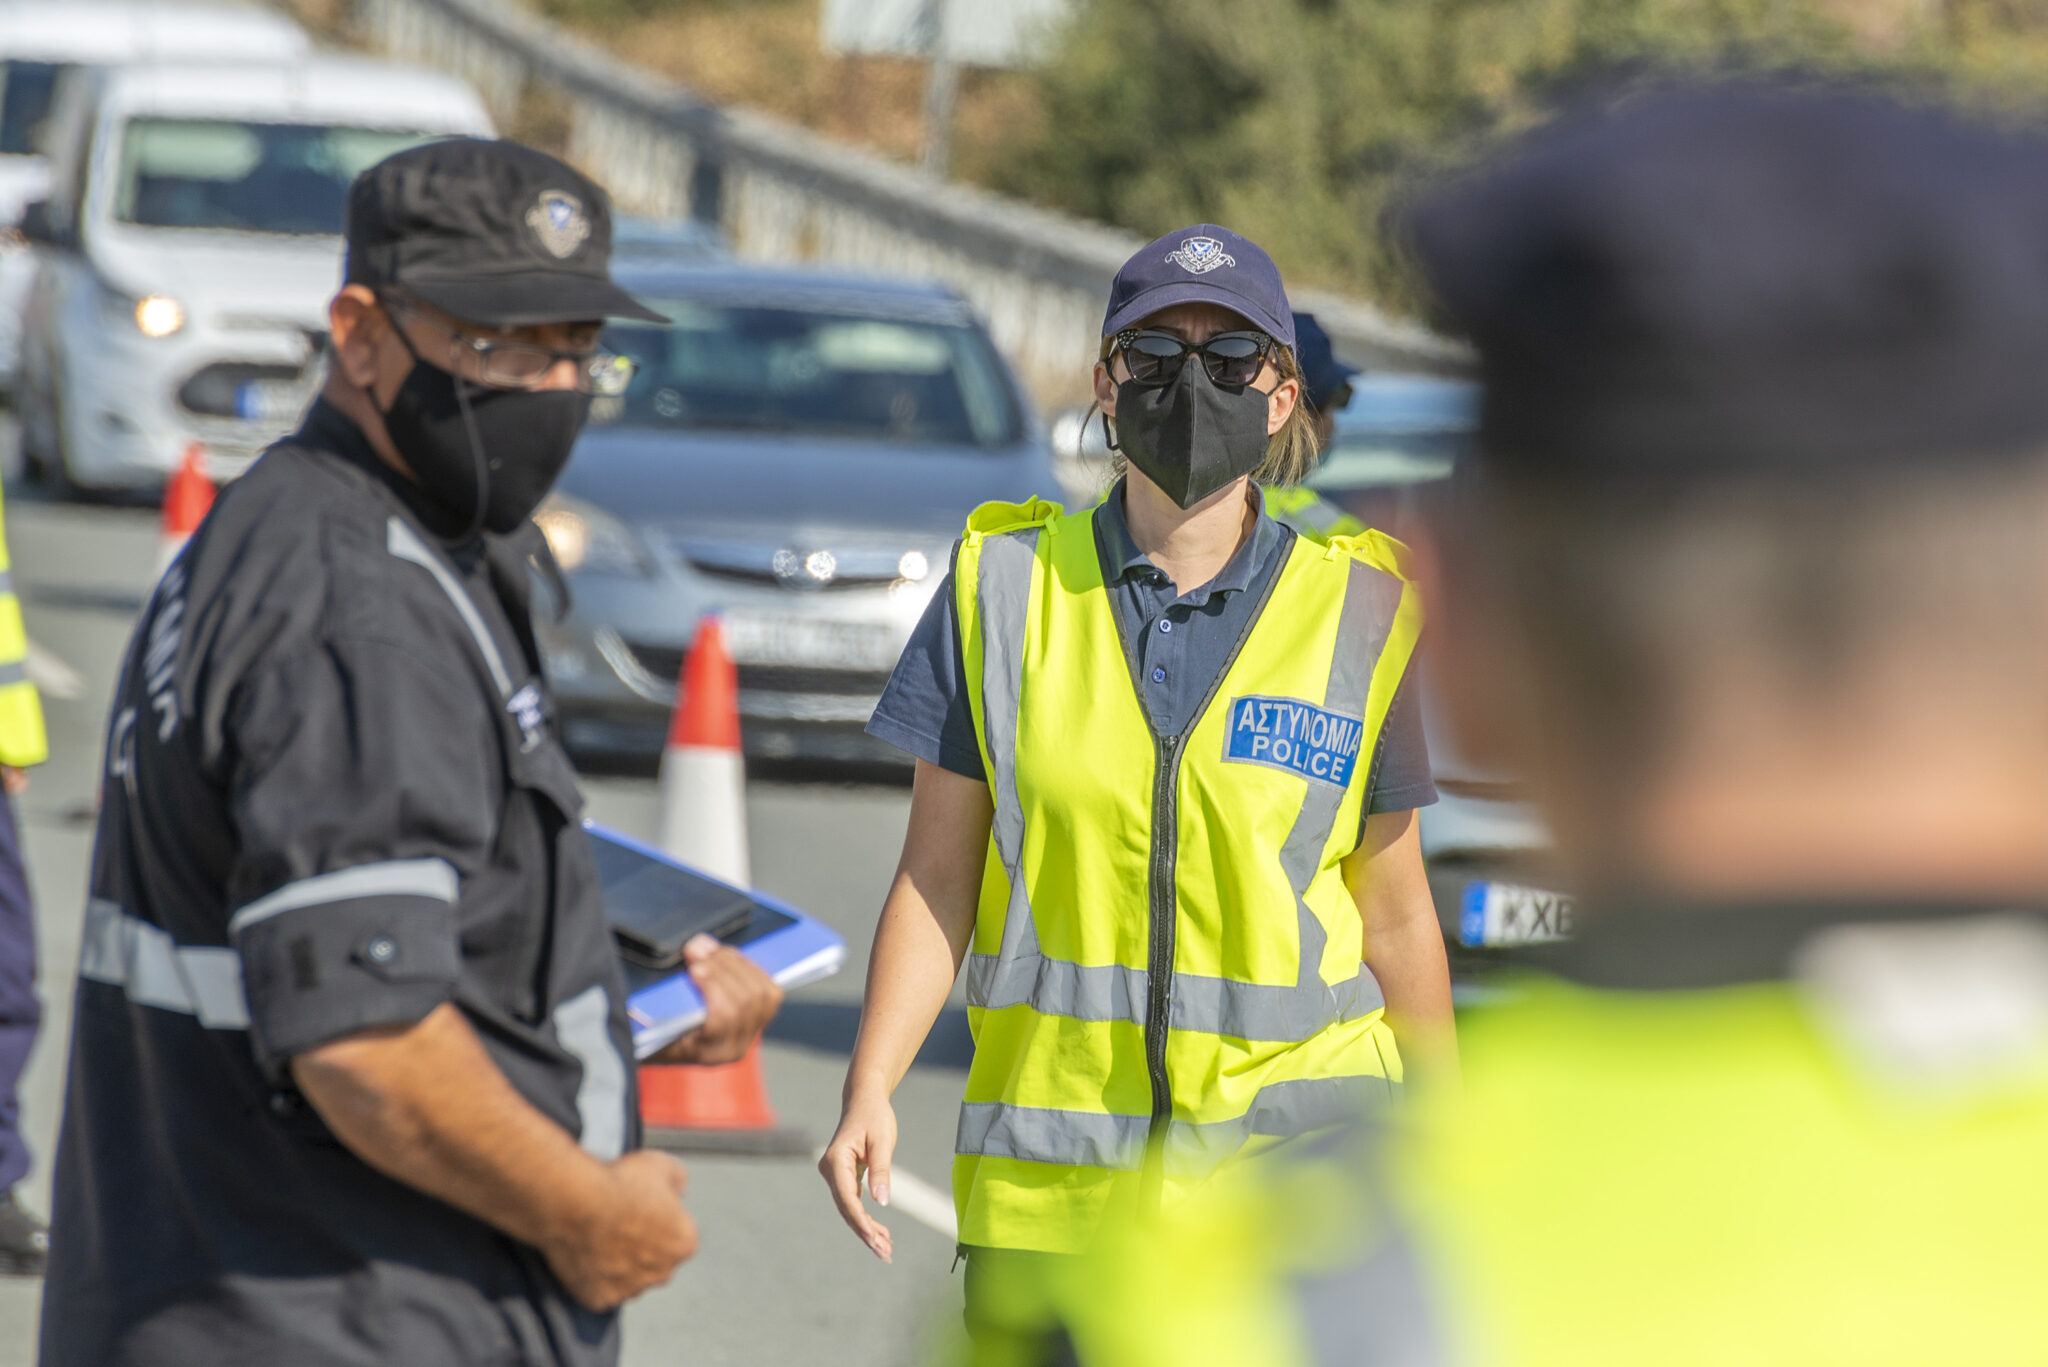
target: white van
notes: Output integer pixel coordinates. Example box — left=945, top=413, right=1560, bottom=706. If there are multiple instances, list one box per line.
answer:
left=14, top=56, right=493, bottom=492
left=0, top=2, right=308, bottom=378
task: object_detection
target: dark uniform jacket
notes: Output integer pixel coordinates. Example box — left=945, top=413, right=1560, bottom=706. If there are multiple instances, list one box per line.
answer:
left=40, top=402, right=640, bottom=1366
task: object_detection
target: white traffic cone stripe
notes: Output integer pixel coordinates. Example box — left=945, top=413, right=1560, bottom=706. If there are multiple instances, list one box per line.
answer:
left=658, top=744, right=750, bottom=886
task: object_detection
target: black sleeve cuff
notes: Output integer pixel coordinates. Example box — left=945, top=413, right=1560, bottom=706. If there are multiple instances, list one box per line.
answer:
left=864, top=711, right=987, bottom=780
left=1367, top=777, right=1440, bottom=815
left=234, top=893, right=461, bottom=1079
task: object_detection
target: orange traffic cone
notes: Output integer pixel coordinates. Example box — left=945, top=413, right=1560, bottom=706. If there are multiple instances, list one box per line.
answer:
left=157, top=443, right=215, bottom=577
left=656, top=614, right=749, bottom=883
left=639, top=616, right=804, bottom=1156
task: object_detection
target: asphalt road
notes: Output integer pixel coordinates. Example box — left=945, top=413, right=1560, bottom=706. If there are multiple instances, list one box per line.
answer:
left=0, top=491, right=969, bottom=1364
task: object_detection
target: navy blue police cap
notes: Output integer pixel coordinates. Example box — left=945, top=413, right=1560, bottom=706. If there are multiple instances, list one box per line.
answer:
left=1403, top=80, right=2048, bottom=485
left=1104, top=225, right=1296, bottom=348
left=347, top=137, right=665, bottom=327
left=1292, top=312, right=1359, bottom=411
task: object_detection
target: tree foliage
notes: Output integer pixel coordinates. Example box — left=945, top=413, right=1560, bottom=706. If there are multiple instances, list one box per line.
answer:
left=983, top=0, right=2048, bottom=308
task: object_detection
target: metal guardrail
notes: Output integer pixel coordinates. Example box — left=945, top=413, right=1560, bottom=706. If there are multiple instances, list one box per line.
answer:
left=351, top=0, right=1468, bottom=405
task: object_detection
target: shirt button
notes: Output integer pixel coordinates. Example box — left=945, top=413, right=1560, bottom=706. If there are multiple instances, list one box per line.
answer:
left=366, top=936, right=398, bottom=965
left=1158, top=619, right=1173, bottom=633
left=1151, top=667, right=1167, bottom=683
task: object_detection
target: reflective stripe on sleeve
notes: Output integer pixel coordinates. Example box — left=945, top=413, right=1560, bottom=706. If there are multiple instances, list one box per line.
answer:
left=79, top=897, right=250, bottom=1029
left=552, top=984, right=628, bottom=1161
left=0, top=661, right=29, bottom=689
left=226, top=858, right=460, bottom=937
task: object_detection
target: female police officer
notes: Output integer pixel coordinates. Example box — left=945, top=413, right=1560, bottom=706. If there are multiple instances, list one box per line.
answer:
left=820, top=225, right=1453, bottom=1314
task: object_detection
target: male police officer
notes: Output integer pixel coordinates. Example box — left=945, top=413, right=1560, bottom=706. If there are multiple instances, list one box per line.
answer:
left=961, top=79, right=2048, bottom=1365
left=41, top=138, right=781, bottom=1364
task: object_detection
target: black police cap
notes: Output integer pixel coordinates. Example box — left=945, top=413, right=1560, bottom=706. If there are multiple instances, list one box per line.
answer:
left=1404, top=80, right=2048, bottom=485
left=346, top=137, right=665, bottom=327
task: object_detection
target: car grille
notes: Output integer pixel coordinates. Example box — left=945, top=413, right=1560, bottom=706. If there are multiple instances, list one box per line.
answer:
left=684, top=562, right=895, bottom=593
left=665, top=536, right=918, bottom=593
left=177, top=361, right=306, bottom=418
left=623, top=640, right=891, bottom=696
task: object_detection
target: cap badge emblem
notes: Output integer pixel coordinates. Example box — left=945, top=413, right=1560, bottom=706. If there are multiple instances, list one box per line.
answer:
left=526, top=190, right=591, bottom=259
left=1165, top=236, right=1235, bottom=275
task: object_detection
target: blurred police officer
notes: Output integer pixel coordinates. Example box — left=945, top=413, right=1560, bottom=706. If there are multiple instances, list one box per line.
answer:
left=1293, top=313, right=1358, bottom=452
left=41, top=138, right=780, bottom=1365
left=964, top=79, right=2048, bottom=1365
left=1262, top=312, right=1367, bottom=540
left=0, top=486, right=46, bottom=1276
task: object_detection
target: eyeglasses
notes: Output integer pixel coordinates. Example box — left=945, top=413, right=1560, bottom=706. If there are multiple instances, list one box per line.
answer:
left=1113, top=328, right=1275, bottom=388
left=382, top=297, right=636, bottom=397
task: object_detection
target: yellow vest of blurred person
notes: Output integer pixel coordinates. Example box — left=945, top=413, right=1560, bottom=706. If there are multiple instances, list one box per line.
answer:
left=0, top=487, right=47, bottom=769
left=1261, top=485, right=1367, bottom=543
left=949, top=497, right=1421, bottom=1253
left=966, top=943, right=2048, bottom=1364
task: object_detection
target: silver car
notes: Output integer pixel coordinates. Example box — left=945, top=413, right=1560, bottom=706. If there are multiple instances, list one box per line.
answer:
left=1307, top=374, right=1566, bottom=965
left=535, top=262, right=1058, bottom=766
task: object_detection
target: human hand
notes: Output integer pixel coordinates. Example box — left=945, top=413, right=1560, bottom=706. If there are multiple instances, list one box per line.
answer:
left=649, top=935, right=783, bottom=1066
left=818, top=1090, right=896, bottom=1262
left=543, top=1149, right=698, bottom=1310
left=0, top=767, right=28, bottom=797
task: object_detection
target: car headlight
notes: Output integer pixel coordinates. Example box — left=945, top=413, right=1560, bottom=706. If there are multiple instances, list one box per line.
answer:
left=134, top=294, right=185, bottom=338
left=535, top=495, right=655, bottom=577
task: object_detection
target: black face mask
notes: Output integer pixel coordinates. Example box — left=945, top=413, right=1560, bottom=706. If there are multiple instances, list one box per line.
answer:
left=377, top=335, right=590, bottom=538
left=1110, top=358, right=1273, bottom=509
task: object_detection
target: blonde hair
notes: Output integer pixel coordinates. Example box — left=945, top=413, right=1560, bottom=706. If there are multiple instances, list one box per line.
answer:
left=1094, top=335, right=1321, bottom=488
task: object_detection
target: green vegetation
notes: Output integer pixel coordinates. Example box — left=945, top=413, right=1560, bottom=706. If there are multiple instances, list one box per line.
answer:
left=980, top=0, right=2048, bottom=309
left=524, top=0, right=2048, bottom=308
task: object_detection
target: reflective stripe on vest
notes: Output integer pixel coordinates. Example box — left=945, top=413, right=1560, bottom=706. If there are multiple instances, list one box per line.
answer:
left=0, top=486, right=47, bottom=769
left=951, top=500, right=1421, bottom=1248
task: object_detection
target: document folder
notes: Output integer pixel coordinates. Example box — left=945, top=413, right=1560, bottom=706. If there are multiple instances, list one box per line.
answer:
left=587, top=821, right=847, bottom=1060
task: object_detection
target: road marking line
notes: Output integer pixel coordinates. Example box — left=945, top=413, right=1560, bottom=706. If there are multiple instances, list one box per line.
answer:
left=813, top=1148, right=958, bottom=1241
left=26, top=642, right=84, bottom=700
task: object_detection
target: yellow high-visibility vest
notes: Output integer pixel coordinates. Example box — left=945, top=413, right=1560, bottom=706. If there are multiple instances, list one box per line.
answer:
left=1261, top=484, right=1366, bottom=542
left=0, top=486, right=46, bottom=769
left=961, top=966, right=2048, bottom=1364
left=950, top=496, right=1422, bottom=1252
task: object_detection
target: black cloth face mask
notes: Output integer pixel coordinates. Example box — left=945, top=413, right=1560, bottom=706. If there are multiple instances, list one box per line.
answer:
left=1111, top=357, right=1273, bottom=509
left=377, top=325, right=591, bottom=538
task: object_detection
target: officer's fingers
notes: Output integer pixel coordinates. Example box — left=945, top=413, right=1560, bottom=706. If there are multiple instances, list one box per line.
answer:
left=821, top=1142, right=868, bottom=1225
left=681, top=933, right=722, bottom=968
left=822, top=1141, right=890, bottom=1258
left=866, top=1136, right=893, bottom=1210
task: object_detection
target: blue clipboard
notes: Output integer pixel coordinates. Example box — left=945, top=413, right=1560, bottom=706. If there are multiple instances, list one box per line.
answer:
left=586, top=821, right=846, bottom=1060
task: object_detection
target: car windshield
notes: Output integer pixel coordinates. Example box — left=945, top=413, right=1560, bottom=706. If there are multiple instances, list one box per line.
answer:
left=595, top=300, right=1023, bottom=448
left=0, top=60, right=63, bottom=156
left=113, top=119, right=433, bottom=234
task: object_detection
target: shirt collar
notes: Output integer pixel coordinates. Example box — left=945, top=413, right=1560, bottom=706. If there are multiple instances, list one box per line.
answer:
left=297, top=397, right=477, bottom=550
left=1097, top=477, right=1286, bottom=603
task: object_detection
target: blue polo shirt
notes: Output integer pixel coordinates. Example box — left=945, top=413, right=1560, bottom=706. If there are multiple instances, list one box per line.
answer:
left=867, top=482, right=1436, bottom=826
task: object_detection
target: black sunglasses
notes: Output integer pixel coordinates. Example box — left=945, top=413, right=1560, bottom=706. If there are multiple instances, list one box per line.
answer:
left=1114, top=328, right=1275, bottom=388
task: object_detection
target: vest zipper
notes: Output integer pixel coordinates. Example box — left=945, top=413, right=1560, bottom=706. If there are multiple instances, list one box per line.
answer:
left=1142, top=729, right=1181, bottom=1188
left=1106, top=520, right=1299, bottom=1208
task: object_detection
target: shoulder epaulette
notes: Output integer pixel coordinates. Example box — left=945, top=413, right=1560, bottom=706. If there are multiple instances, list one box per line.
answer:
left=962, top=497, right=1066, bottom=541
left=1326, top=528, right=1416, bottom=582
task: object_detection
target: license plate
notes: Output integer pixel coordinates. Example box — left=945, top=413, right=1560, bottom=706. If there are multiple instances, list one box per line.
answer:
left=1459, top=879, right=1575, bottom=948
left=721, top=614, right=900, bottom=671
left=234, top=379, right=313, bottom=424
